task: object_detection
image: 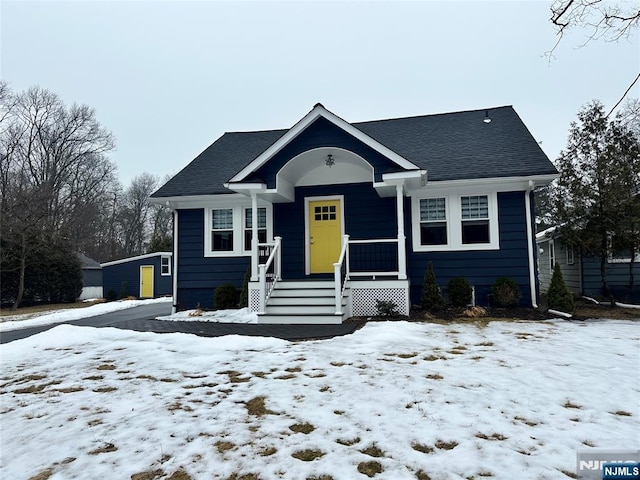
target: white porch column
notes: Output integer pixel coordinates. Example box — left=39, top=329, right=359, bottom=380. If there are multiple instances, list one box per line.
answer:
left=251, top=192, right=259, bottom=281
left=396, top=183, right=407, bottom=280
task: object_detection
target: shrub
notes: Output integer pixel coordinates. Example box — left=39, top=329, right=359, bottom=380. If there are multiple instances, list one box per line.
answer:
left=421, top=261, right=445, bottom=310
left=214, top=283, right=239, bottom=310
left=238, top=267, right=251, bottom=308
left=547, top=263, right=574, bottom=313
left=106, top=289, right=118, bottom=302
left=119, top=281, right=128, bottom=299
left=491, top=277, right=522, bottom=308
left=375, top=299, right=399, bottom=317
left=448, top=277, right=473, bottom=307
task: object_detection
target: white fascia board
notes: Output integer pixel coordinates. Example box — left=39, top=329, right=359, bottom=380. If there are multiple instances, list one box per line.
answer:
left=101, top=252, right=172, bottom=268
left=223, top=182, right=267, bottom=192
left=381, top=170, right=425, bottom=182
left=408, top=174, right=558, bottom=195
left=149, top=193, right=248, bottom=209
left=228, top=104, right=419, bottom=183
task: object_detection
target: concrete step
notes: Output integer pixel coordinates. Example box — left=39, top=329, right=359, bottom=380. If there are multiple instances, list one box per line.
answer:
left=273, top=280, right=334, bottom=289
left=256, top=312, right=345, bottom=325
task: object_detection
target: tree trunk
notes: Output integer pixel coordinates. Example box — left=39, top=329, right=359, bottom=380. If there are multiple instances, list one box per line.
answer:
left=11, top=238, right=27, bottom=311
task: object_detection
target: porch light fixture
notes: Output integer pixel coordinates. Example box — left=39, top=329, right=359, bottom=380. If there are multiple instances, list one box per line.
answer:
left=325, top=154, right=335, bottom=167
left=483, top=110, right=492, bottom=124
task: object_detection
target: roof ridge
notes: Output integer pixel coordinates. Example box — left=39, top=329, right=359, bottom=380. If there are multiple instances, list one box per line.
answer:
left=353, top=105, right=514, bottom=125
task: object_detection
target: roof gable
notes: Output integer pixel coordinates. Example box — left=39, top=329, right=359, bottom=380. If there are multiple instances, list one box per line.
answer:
left=229, top=104, right=418, bottom=184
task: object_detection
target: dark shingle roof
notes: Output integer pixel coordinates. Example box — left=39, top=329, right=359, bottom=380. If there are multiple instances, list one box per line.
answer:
left=151, top=106, right=556, bottom=198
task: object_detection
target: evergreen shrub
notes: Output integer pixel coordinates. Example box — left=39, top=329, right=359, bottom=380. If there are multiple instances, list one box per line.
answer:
left=448, top=277, right=473, bottom=307
left=215, top=283, right=239, bottom=310
left=491, top=277, right=522, bottom=308
left=421, top=261, right=445, bottom=310
left=547, top=263, right=574, bottom=313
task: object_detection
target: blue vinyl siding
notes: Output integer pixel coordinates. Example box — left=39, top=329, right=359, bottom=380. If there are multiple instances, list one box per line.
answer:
left=407, top=191, right=533, bottom=307
left=102, top=256, right=171, bottom=299
left=252, top=117, right=406, bottom=186
left=177, top=209, right=249, bottom=310
left=581, top=255, right=640, bottom=302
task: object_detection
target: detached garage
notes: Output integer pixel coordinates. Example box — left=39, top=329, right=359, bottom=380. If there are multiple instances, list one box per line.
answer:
left=101, top=252, right=172, bottom=299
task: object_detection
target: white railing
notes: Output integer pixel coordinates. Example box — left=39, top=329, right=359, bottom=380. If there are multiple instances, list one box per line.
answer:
left=258, top=236, right=282, bottom=313
left=347, top=238, right=401, bottom=279
left=333, top=235, right=350, bottom=315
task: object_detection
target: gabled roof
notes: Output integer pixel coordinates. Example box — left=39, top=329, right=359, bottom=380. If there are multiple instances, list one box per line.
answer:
left=77, top=252, right=101, bottom=270
left=151, top=105, right=557, bottom=198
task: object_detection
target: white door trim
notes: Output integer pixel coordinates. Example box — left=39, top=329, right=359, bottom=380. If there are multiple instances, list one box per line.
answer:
left=140, top=265, right=154, bottom=298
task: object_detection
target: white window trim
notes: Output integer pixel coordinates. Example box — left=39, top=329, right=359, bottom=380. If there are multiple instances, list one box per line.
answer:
left=204, top=203, right=273, bottom=257
left=411, top=192, right=499, bottom=252
left=566, top=245, right=575, bottom=265
left=161, top=255, right=171, bottom=276
left=549, top=240, right=556, bottom=272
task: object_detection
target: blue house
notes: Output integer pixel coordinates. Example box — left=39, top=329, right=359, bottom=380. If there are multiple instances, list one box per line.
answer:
left=150, top=104, right=557, bottom=323
left=101, top=252, right=173, bottom=299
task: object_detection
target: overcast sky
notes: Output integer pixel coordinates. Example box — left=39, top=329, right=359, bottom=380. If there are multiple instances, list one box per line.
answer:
left=2, top=1, right=638, bottom=187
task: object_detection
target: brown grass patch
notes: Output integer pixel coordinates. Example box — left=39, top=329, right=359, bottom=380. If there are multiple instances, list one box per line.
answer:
left=275, top=373, right=296, bottom=380
left=434, top=439, right=458, bottom=450
left=96, top=364, right=116, bottom=370
left=259, top=446, right=278, bottom=456
left=131, top=470, right=164, bottom=480
left=357, top=461, right=383, bottom=477
left=245, top=396, right=276, bottom=416
left=337, top=436, right=361, bottom=446
left=289, top=422, right=315, bottom=434
left=54, top=386, right=84, bottom=393
left=28, top=469, right=53, bottom=480
left=83, top=375, right=104, bottom=381
left=88, top=442, right=117, bottom=455
left=219, top=370, right=251, bottom=383
left=292, top=449, right=325, bottom=461
left=215, top=440, right=235, bottom=453
left=360, top=444, right=384, bottom=458
left=513, top=415, right=539, bottom=426
left=14, top=380, right=62, bottom=394
left=426, top=373, right=443, bottom=380
left=415, top=471, right=432, bottom=480
left=475, top=432, right=508, bottom=441
left=166, top=470, right=192, bottom=480
left=412, top=443, right=434, bottom=454
left=611, top=410, right=632, bottom=416
left=92, top=386, right=117, bottom=393
left=563, top=401, right=582, bottom=409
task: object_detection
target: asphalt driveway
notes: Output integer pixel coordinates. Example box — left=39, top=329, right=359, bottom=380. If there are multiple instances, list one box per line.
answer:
left=0, top=303, right=361, bottom=344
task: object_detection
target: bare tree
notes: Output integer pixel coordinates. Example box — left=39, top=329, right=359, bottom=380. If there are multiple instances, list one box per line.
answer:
left=0, top=84, right=116, bottom=309
left=549, top=1, right=640, bottom=114
left=551, top=0, right=640, bottom=42
left=118, top=172, right=161, bottom=256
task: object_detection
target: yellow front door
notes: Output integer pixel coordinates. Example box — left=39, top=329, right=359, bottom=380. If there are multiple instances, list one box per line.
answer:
left=309, top=199, right=342, bottom=273
left=140, top=266, right=154, bottom=298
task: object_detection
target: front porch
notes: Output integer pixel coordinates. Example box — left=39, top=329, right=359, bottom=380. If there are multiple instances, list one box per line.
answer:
left=247, top=235, right=410, bottom=324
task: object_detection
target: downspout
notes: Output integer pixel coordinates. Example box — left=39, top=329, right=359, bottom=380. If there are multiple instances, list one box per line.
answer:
left=169, top=203, right=178, bottom=314
left=524, top=182, right=538, bottom=308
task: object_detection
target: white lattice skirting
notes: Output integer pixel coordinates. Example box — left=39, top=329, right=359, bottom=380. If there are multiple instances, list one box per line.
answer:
left=350, top=281, right=410, bottom=316
left=248, top=286, right=261, bottom=313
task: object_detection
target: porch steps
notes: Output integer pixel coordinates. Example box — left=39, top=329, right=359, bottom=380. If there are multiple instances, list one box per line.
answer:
left=257, top=280, right=348, bottom=325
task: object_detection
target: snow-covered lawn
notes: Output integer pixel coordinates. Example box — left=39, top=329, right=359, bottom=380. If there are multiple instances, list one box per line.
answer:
left=0, top=297, right=172, bottom=332
left=1, top=319, right=638, bottom=480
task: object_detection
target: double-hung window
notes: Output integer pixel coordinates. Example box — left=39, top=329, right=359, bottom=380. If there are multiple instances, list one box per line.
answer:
left=461, top=195, right=490, bottom=244
left=412, top=192, right=499, bottom=251
left=211, top=208, right=234, bottom=251
left=419, top=198, right=447, bottom=245
left=244, top=207, right=267, bottom=251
